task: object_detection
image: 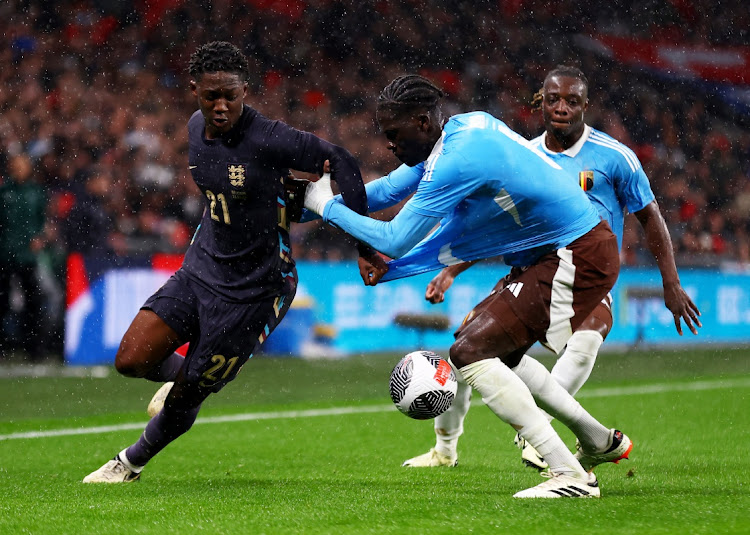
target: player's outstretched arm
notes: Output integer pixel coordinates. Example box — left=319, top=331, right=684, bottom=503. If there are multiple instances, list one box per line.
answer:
left=363, top=164, right=422, bottom=212
left=425, top=260, right=480, bottom=304
left=634, top=201, right=702, bottom=335
left=299, top=161, right=421, bottom=223
left=306, top=181, right=439, bottom=259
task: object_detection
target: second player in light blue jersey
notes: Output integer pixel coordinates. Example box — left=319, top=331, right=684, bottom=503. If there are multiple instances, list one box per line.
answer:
left=404, top=66, right=701, bottom=472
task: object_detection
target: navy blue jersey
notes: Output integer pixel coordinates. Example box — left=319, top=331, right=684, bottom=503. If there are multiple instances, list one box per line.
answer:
left=183, top=105, right=367, bottom=301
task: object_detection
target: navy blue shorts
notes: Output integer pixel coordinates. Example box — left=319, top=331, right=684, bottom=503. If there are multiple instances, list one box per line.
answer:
left=142, top=269, right=297, bottom=392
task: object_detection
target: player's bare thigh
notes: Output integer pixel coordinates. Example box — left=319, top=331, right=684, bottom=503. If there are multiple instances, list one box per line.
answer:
left=577, top=295, right=613, bottom=339
left=115, top=309, right=184, bottom=378
left=450, top=302, right=535, bottom=370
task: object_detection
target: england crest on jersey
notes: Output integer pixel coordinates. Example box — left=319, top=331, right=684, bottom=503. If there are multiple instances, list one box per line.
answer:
left=228, top=164, right=246, bottom=188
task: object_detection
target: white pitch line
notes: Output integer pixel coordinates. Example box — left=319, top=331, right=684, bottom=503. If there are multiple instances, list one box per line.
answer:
left=0, top=405, right=396, bottom=441
left=2, top=377, right=749, bottom=442
left=576, top=376, right=750, bottom=399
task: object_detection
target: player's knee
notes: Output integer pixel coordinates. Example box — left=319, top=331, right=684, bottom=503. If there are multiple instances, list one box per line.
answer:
left=114, top=345, right=152, bottom=378
left=114, top=350, right=140, bottom=377
left=566, top=330, right=604, bottom=363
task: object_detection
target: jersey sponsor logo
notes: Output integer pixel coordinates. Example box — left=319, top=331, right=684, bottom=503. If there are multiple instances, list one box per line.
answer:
left=228, top=164, right=246, bottom=188
left=579, top=170, right=594, bottom=191
left=507, top=282, right=523, bottom=298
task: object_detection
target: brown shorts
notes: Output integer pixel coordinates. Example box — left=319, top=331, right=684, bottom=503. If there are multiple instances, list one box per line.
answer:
left=456, top=221, right=619, bottom=356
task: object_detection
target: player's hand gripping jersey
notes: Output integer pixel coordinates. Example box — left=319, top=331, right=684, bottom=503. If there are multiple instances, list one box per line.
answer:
left=322, top=112, right=603, bottom=280
left=184, top=105, right=368, bottom=300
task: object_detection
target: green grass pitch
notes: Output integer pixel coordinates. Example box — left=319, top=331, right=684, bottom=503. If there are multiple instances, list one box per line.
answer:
left=1, top=347, right=749, bottom=534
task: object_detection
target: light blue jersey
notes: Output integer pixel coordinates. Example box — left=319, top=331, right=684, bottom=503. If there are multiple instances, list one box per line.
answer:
left=324, top=112, right=603, bottom=281
left=528, top=125, right=654, bottom=249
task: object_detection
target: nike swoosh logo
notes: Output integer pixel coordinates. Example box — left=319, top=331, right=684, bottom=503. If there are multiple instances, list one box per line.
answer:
left=189, top=165, right=197, bottom=169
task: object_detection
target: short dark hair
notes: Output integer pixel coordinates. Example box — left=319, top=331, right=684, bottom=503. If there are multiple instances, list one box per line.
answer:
left=188, top=41, right=250, bottom=81
left=377, top=74, right=444, bottom=117
left=531, top=65, right=589, bottom=111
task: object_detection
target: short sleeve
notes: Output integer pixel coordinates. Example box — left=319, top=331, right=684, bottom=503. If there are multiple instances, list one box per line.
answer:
left=612, top=150, right=655, bottom=214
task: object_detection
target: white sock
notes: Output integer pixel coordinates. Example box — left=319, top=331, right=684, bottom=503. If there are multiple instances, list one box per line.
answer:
left=512, top=355, right=609, bottom=452
left=552, top=330, right=603, bottom=396
left=434, top=370, right=471, bottom=458
left=461, top=358, right=586, bottom=478
left=118, top=448, right=144, bottom=473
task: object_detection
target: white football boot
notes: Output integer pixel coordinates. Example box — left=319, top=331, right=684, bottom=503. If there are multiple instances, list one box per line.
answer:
left=147, top=381, right=174, bottom=417
left=513, top=471, right=600, bottom=498
left=402, top=448, right=458, bottom=467
left=83, top=456, right=141, bottom=483
left=575, top=429, right=633, bottom=472
left=514, top=433, right=549, bottom=471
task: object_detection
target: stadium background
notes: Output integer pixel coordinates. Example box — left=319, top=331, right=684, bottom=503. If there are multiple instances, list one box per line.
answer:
left=1, top=0, right=749, bottom=363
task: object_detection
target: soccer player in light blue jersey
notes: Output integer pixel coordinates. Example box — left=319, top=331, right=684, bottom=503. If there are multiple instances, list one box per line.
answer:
left=305, top=74, right=632, bottom=498
left=404, top=66, right=701, bottom=472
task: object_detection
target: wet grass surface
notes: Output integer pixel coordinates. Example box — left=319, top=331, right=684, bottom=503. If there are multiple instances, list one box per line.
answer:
left=1, top=347, right=749, bottom=534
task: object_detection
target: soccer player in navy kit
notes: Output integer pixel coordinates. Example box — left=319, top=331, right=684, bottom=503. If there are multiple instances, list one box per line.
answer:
left=305, top=75, right=632, bottom=498
left=83, top=41, right=381, bottom=483
left=402, top=66, right=701, bottom=471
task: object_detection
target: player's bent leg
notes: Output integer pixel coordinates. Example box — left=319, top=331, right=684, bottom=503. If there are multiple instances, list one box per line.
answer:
left=512, top=354, right=612, bottom=454
left=402, top=374, right=470, bottom=467
left=115, top=309, right=184, bottom=379
left=516, top=298, right=612, bottom=470
left=458, top=357, right=587, bottom=481
left=123, top=375, right=210, bottom=470
left=451, top=312, right=590, bottom=485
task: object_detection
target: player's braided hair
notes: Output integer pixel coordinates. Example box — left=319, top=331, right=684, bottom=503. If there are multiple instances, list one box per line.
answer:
left=377, top=74, right=444, bottom=117
left=189, top=41, right=250, bottom=81
left=531, top=65, right=589, bottom=112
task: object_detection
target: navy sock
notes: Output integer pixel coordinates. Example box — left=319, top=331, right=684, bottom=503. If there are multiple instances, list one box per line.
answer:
left=143, top=352, right=185, bottom=382
left=125, top=402, right=201, bottom=466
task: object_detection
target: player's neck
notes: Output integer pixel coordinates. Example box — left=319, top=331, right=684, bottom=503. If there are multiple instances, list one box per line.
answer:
left=545, top=129, right=583, bottom=153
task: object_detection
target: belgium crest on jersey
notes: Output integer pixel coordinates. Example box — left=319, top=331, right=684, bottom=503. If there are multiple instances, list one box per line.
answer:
left=228, top=164, right=246, bottom=188
left=579, top=170, right=594, bottom=191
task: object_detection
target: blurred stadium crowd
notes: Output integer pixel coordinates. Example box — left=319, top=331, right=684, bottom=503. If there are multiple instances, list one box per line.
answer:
left=1, top=0, right=749, bottom=359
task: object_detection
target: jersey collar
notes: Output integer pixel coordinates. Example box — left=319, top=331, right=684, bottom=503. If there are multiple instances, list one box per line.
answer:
left=540, top=124, right=592, bottom=158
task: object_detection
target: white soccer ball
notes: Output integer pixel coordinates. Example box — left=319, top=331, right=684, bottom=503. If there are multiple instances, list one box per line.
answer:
left=389, top=350, right=458, bottom=420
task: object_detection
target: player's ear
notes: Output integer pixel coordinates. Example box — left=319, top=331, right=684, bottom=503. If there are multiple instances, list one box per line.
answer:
left=417, top=113, right=431, bottom=132
left=189, top=80, right=198, bottom=95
